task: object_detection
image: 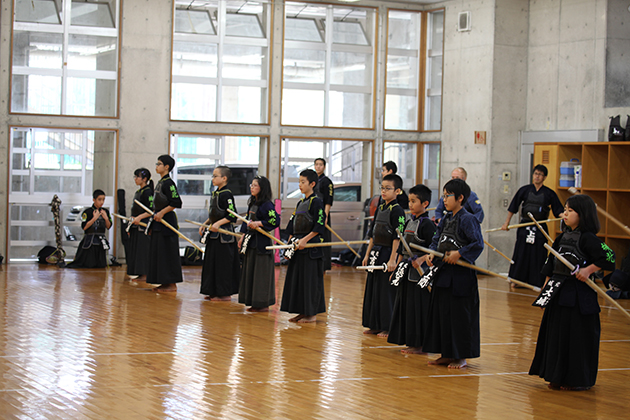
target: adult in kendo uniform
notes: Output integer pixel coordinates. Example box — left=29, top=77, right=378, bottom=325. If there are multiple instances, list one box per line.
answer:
left=502, top=164, right=563, bottom=288
left=314, top=158, right=334, bottom=271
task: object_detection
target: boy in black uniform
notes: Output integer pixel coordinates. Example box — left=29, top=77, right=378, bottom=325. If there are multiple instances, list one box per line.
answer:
left=66, top=189, right=112, bottom=268
left=314, top=158, right=334, bottom=271
left=362, top=174, right=406, bottom=338
left=420, top=179, right=484, bottom=369
left=199, top=165, right=240, bottom=301
left=388, top=184, right=436, bottom=354
left=280, top=169, right=326, bottom=323
left=146, top=155, right=183, bottom=293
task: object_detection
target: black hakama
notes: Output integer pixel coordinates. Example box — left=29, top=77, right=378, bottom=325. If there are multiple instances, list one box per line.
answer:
left=66, top=235, right=107, bottom=268
left=321, top=223, right=332, bottom=271
left=422, top=265, right=480, bottom=360
left=147, top=228, right=183, bottom=285
left=362, top=246, right=398, bottom=331
left=126, top=227, right=150, bottom=275
left=508, top=225, right=549, bottom=288
left=239, top=246, right=276, bottom=308
left=387, top=271, right=431, bottom=347
left=529, top=295, right=600, bottom=388
left=200, top=237, right=240, bottom=298
left=280, top=250, right=325, bottom=316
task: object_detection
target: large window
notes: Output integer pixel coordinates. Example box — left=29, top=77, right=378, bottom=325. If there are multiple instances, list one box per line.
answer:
left=282, top=2, right=376, bottom=128
left=424, top=10, right=444, bottom=131
left=170, top=133, right=264, bottom=246
left=8, top=127, right=117, bottom=261
left=383, top=141, right=441, bottom=213
left=171, top=0, right=272, bottom=124
left=11, top=0, right=120, bottom=117
left=384, top=9, right=444, bottom=131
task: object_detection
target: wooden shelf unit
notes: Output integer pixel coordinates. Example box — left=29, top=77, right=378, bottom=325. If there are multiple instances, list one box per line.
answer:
left=534, top=141, right=630, bottom=269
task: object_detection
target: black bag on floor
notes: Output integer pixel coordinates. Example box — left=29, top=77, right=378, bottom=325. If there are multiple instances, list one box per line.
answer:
left=37, top=246, right=57, bottom=264
left=626, top=115, right=630, bottom=141
left=181, top=246, right=203, bottom=265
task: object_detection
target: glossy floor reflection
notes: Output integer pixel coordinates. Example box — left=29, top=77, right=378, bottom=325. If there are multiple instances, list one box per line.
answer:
left=0, top=264, right=629, bottom=419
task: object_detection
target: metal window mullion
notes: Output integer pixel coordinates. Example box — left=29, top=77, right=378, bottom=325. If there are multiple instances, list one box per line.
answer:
left=219, top=136, right=226, bottom=165
left=61, top=0, right=72, bottom=115
left=171, top=134, right=179, bottom=184
left=81, top=130, right=88, bottom=195
left=283, top=139, right=289, bottom=200
left=28, top=129, right=36, bottom=195
left=216, top=1, right=227, bottom=122
left=324, top=7, right=333, bottom=127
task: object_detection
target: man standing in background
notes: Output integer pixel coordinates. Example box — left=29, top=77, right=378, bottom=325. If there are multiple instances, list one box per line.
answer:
left=314, top=158, right=334, bottom=271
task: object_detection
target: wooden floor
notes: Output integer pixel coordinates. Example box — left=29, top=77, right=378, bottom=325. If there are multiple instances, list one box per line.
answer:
left=0, top=264, right=629, bottom=420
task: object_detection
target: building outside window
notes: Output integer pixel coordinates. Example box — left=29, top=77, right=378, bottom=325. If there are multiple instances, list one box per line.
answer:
left=171, top=0, right=272, bottom=124
left=282, top=2, right=376, bottom=128
left=11, top=0, right=120, bottom=117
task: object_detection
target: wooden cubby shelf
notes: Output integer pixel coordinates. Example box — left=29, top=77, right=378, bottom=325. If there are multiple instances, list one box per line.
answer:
left=534, top=141, right=630, bottom=269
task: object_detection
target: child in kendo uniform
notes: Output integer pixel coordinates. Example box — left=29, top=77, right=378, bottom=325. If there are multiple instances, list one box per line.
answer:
left=419, top=179, right=484, bottom=369
left=66, top=189, right=112, bottom=268
left=529, top=194, right=615, bottom=391
left=238, top=175, right=280, bottom=312
left=387, top=184, right=436, bottom=354
left=280, top=169, right=326, bottom=323
left=146, top=155, right=183, bottom=293
left=199, top=165, right=240, bottom=301
left=127, top=167, right=154, bottom=281
left=362, top=174, right=406, bottom=338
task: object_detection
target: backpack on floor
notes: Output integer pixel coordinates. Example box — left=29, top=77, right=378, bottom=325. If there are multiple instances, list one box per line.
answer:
left=181, top=246, right=203, bottom=265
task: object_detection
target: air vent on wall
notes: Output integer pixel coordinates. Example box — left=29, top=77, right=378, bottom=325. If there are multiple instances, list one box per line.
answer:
left=458, top=11, right=471, bottom=32
left=542, top=150, right=550, bottom=164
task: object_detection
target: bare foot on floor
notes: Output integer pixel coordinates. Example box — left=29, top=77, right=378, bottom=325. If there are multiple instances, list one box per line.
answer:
left=289, top=314, right=305, bottom=322
left=428, top=357, right=453, bottom=366
left=448, top=359, right=467, bottom=369
left=153, top=285, right=177, bottom=293
left=247, top=307, right=269, bottom=312
left=401, top=347, right=426, bottom=354
left=377, top=331, right=389, bottom=338
left=297, top=316, right=316, bottom=323
left=205, top=296, right=231, bottom=301
left=363, top=329, right=382, bottom=335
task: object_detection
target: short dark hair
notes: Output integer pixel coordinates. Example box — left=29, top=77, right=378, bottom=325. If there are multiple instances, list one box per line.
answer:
left=158, top=154, right=175, bottom=172
left=314, top=158, right=326, bottom=167
left=248, top=175, right=274, bottom=206
left=443, top=178, right=470, bottom=204
left=565, top=194, right=600, bottom=234
left=383, top=161, right=398, bottom=174
left=409, top=184, right=432, bottom=204
left=533, top=164, right=548, bottom=177
left=383, top=174, right=403, bottom=191
left=93, top=189, right=106, bottom=199
left=300, top=169, right=318, bottom=185
left=216, top=165, right=232, bottom=180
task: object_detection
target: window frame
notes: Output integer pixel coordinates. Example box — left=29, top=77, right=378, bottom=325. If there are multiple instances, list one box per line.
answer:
left=170, top=0, right=273, bottom=125
left=281, top=2, right=378, bottom=129
left=9, top=0, right=122, bottom=118
left=383, top=7, right=444, bottom=133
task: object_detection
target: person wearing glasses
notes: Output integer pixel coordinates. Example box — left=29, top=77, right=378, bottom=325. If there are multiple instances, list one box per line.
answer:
left=145, top=155, right=183, bottom=293
left=361, top=174, right=407, bottom=338
left=199, top=165, right=240, bottom=301
left=501, top=164, right=563, bottom=288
